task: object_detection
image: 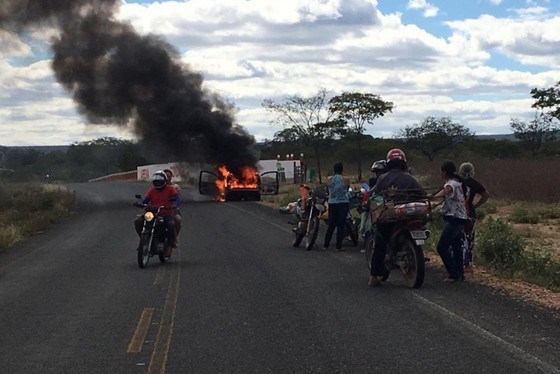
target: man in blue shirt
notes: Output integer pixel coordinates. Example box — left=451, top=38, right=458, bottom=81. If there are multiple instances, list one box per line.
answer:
left=323, top=162, right=350, bottom=251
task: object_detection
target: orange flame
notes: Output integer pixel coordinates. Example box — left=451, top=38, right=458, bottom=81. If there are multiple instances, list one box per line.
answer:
left=215, top=165, right=260, bottom=201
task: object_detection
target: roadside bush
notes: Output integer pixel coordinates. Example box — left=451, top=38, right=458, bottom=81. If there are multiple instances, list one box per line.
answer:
left=509, top=205, right=540, bottom=224
left=0, top=225, right=22, bottom=249
left=0, top=183, right=76, bottom=251
left=477, top=217, right=560, bottom=291
left=423, top=215, right=443, bottom=254
left=520, top=249, right=560, bottom=291
left=538, top=207, right=560, bottom=220
left=476, top=218, right=524, bottom=272
left=262, top=183, right=302, bottom=208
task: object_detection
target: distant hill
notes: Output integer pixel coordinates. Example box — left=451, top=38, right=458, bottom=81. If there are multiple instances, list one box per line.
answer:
left=475, top=134, right=517, bottom=141
left=4, top=145, right=70, bottom=153
left=7, top=135, right=517, bottom=153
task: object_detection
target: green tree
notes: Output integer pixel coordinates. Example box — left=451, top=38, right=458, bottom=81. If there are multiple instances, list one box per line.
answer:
left=262, top=89, right=346, bottom=183
left=531, top=81, right=560, bottom=120
left=398, top=116, right=474, bottom=161
left=510, top=112, right=559, bottom=157
left=67, top=137, right=143, bottom=181
left=329, top=92, right=394, bottom=180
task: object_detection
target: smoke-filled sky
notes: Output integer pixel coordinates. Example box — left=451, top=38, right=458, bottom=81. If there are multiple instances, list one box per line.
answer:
left=1, top=0, right=559, bottom=147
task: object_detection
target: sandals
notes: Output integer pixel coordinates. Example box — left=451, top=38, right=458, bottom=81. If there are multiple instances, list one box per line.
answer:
left=368, top=276, right=383, bottom=288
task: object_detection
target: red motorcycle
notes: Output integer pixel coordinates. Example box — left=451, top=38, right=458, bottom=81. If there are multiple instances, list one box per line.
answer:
left=365, top=199, right=433, bottom=289
left=134, top=194, right=176, bottom=268
left=292, top=187, right=327, bottom=250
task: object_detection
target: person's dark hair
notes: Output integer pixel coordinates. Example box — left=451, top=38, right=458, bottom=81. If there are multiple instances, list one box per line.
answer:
left=163, top=168, right=173, bottom=176
left=440, top=161, right=456, bottom=176
left=441, top=161, right=468, bottom=197
left=387, top=158, right=407, bottom=171
left=333, top=162, right=343, bottom=174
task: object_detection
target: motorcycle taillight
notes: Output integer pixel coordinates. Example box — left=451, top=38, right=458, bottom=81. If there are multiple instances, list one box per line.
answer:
left=407, top=220, right=425, bottom=230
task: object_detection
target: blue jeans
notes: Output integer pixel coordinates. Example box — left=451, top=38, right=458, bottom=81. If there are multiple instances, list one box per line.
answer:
left=324, top=202, right=349, bottom=249
left=437, top=216, right=467, bottom=280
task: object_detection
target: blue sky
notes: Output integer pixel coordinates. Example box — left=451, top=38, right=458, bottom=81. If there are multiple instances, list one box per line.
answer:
left=0, top=0, right=559, bottom=145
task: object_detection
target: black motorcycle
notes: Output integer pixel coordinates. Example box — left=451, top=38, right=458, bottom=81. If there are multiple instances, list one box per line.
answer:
left=292, top=188, right=327, bottom=250
left=344, top=190, right=362, bottom=246
left=365, top=198, right=432, bottom=288
left=134, top=194, right=175, bottom=268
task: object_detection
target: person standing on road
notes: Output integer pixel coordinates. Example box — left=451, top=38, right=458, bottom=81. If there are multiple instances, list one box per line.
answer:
left=435, top=161, right=468, bottom=283
left=459, top=162, right=490, bottom=273
left=323, top=162, right=350, bottom=251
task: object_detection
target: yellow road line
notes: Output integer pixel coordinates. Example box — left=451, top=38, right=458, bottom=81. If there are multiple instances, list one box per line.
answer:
left=153, top=266, right=165, bottom=285
left=127, top=308, right=155, bottom=353
left=148, top=255, right=181, bottom=374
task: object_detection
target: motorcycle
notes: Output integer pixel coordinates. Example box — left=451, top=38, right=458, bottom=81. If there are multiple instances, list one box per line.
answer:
left=291, top=187, right=327, bottom=250
left=364, top=198, right=432, bottom=288
left=134, top=194, right=175, bottom=268
left=344, top=189, right=362, bottom=246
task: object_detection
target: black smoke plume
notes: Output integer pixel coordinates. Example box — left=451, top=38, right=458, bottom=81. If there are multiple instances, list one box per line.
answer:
left=0, top=0, right=258, bottom=170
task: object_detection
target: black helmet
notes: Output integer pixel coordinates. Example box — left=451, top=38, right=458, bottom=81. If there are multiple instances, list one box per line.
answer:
left=371, top=159, right=387, bottom=173
left=152, top=170, right=167, bottom=189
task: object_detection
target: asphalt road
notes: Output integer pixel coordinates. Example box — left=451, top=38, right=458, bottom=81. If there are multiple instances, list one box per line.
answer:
left=0, top=181, right=559, bottom=373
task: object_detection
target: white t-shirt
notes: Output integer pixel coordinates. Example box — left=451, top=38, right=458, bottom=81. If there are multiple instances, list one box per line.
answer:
left=442, top=179, right=467, bottom=219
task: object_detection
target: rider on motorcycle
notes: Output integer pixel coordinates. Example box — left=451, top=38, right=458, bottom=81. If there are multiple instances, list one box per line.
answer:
left=134, top=171, right=179, bottom=257
left=368, top=159, right=388, bottom=189
left=368, top=149, right=426, bottom=287
left=359, top=160, right=389, bottom=238
left=163, top=168, right=182, bottom=234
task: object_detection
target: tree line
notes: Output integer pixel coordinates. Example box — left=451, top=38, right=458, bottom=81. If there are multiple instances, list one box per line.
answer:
left=1, top=82, right=558, bottom=183
left=0, top=137, right=149, bottom=183
left=262, top=81, right=560, bottom=182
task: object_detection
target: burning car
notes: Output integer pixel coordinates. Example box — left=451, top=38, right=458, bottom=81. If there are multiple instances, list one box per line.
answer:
left=199, top=166, right=279, bottom=201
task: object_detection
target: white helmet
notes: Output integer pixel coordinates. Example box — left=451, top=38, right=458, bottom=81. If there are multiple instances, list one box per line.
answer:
left=152, top=171, right=167, bottom=189
left=371, top=159, right=387, bottom=173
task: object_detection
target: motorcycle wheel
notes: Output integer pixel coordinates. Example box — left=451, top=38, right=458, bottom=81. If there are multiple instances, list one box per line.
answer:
left=349, top=221, right=359, bottom=246
left=400, top=239, right=425, bottom=289
left=304, top=216, right=320, bottom=250
left=137, top=235, right=151, bottom=268
left=292, top=231, right=304, bottom=247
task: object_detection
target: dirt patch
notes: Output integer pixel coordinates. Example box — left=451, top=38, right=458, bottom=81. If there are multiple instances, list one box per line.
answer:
left=487, top=201, right=560, bottom=260
left=428, top=257, right=560, bottom=312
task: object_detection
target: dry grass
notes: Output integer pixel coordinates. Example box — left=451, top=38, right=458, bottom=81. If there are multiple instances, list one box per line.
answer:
left=0, top=183, right=76, bottom=251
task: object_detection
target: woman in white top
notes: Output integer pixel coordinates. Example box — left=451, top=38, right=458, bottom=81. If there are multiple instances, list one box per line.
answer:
left=435, top=161, right=468, bottom=282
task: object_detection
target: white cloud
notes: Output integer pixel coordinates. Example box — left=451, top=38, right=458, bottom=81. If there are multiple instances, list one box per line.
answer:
left=1, top=0, right=560, bottom=145
left=512, top=6, right=548, bottom=17
left=488, top=0, right=503, bottom=5
left=447, top=15, right=560, bottom=68
left=406, top=0, right=439, bottom=17
left=0, top=31, right=32, bottom=57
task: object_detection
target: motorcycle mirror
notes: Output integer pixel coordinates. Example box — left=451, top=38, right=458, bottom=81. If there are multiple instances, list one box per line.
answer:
left=135, top=194, right=142, bottom=199
left=362, top=182, right=370, bottom=192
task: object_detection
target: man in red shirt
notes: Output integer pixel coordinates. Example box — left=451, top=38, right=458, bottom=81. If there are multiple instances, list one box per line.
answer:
left=134, top=171, right=179, bottom=256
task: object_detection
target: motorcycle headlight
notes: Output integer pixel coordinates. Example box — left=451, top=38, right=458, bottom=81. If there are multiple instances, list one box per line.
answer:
left=144, top=211, right=155, bottom=221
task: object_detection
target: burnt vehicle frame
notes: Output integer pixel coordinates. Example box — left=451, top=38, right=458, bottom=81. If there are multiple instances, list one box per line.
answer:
left=198, top=169, right=279, bottom=201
